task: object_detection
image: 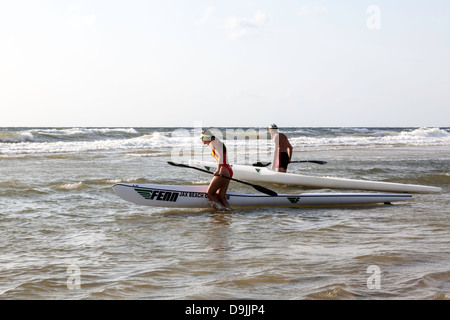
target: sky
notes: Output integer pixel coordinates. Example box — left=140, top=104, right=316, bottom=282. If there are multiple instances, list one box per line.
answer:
left=0, top=0, right=449, bottom=127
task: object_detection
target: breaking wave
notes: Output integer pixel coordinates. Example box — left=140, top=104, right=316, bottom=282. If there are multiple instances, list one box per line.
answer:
left=1, top=127, right=449, bottom=156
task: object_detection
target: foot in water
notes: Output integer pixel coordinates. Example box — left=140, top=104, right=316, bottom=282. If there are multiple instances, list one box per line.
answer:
left=208, top=201, right=231, bottom=211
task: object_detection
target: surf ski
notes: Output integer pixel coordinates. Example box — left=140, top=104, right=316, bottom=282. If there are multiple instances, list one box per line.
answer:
left=188, top=160, right=442, bottom=194
left=113, top=183, right=412, bottom=208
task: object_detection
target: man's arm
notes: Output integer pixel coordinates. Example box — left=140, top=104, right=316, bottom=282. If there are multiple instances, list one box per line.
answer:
left=271, top=134, right=279, bottom=171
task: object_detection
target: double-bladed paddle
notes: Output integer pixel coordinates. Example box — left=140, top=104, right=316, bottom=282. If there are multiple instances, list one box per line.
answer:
left=253, top=160, right=327, bottom=167
left=167, top=161, right=278, bottom=196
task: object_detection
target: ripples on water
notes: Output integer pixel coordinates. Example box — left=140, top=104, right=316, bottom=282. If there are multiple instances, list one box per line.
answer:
left=0, top=127, right=449, bottom=300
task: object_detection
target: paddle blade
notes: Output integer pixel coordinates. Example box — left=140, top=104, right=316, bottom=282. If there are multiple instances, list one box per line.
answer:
left=290, top=160, right=327, bottom=165
left=253, top=162, right=271, bottom=167
left=252, top=160, right=327, bottom=166
left=308, top=160, right=327, bottom=165
left=253, top=185, right=278, bottom=196
left=167, top=161, right=187, bottom=168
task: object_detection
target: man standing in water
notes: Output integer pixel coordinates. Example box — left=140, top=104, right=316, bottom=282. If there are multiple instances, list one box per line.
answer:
left=269, top=124, right=293, bottom=172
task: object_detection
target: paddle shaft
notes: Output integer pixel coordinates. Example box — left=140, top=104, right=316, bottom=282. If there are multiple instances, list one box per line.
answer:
left=253, top=160, right=327, bottom=167
left=291, top=160, right=327, bottom=165
left=167, top=162, right=278, bottom=196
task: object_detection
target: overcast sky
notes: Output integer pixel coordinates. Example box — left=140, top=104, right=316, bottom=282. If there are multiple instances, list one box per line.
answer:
left=1, top=0, right=449, bottom=127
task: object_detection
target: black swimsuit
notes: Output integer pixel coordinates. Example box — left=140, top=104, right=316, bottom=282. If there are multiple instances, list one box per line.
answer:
left=277, top=152, right=290, bottom=170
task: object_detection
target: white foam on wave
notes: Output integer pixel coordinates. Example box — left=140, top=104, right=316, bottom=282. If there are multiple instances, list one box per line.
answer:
left=1, top=127, right=448, bottom=156
left=1, top=139, right=141, bottom=155
left=35, top=127, right=138, bottom=136
left=0, top=131, right=35, bottom=143
left=0, top=131, right=195, bottom=155
left=400, top=127, right=449, bottom=138
left=56, top=182, right=85, bottom=190
left=0, top=128, right=138, bottom=145
left=290, top=127, right=450, bottom=148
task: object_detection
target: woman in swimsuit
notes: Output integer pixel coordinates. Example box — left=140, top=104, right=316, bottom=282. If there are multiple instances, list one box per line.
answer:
left=201, top=129, right=233, bottom=209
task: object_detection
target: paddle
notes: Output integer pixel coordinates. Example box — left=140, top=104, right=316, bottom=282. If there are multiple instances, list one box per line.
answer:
left=253, top=160, right=327, bottom=167
left=167, top=161, right=278, bottom=196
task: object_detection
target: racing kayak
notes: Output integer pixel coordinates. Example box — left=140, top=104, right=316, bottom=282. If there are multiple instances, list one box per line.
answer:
left=188, top=160, right=442, bottom=193
left=113, top=183, right=412, bottom=208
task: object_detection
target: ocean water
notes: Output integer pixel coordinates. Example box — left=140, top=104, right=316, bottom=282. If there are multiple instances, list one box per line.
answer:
left=0, top=127, right=449, bottom=300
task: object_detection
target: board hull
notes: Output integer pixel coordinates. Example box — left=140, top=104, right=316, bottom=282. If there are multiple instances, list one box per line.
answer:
left=113, top=183, right=412, bottom=208
left=189, top=161, right=441, bottom=194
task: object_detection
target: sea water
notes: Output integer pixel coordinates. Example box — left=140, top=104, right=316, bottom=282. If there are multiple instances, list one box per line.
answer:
left=0, top=127, right=449, bottom=299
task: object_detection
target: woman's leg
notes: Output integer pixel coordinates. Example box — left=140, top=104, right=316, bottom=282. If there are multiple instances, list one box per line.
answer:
left=207, top=176, right=227, bottom=205
left=216, top=180, right=231, bottom=208
left=216, top=166, right=231, bottom=208
left=207, top=166, right=231, bottom=209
